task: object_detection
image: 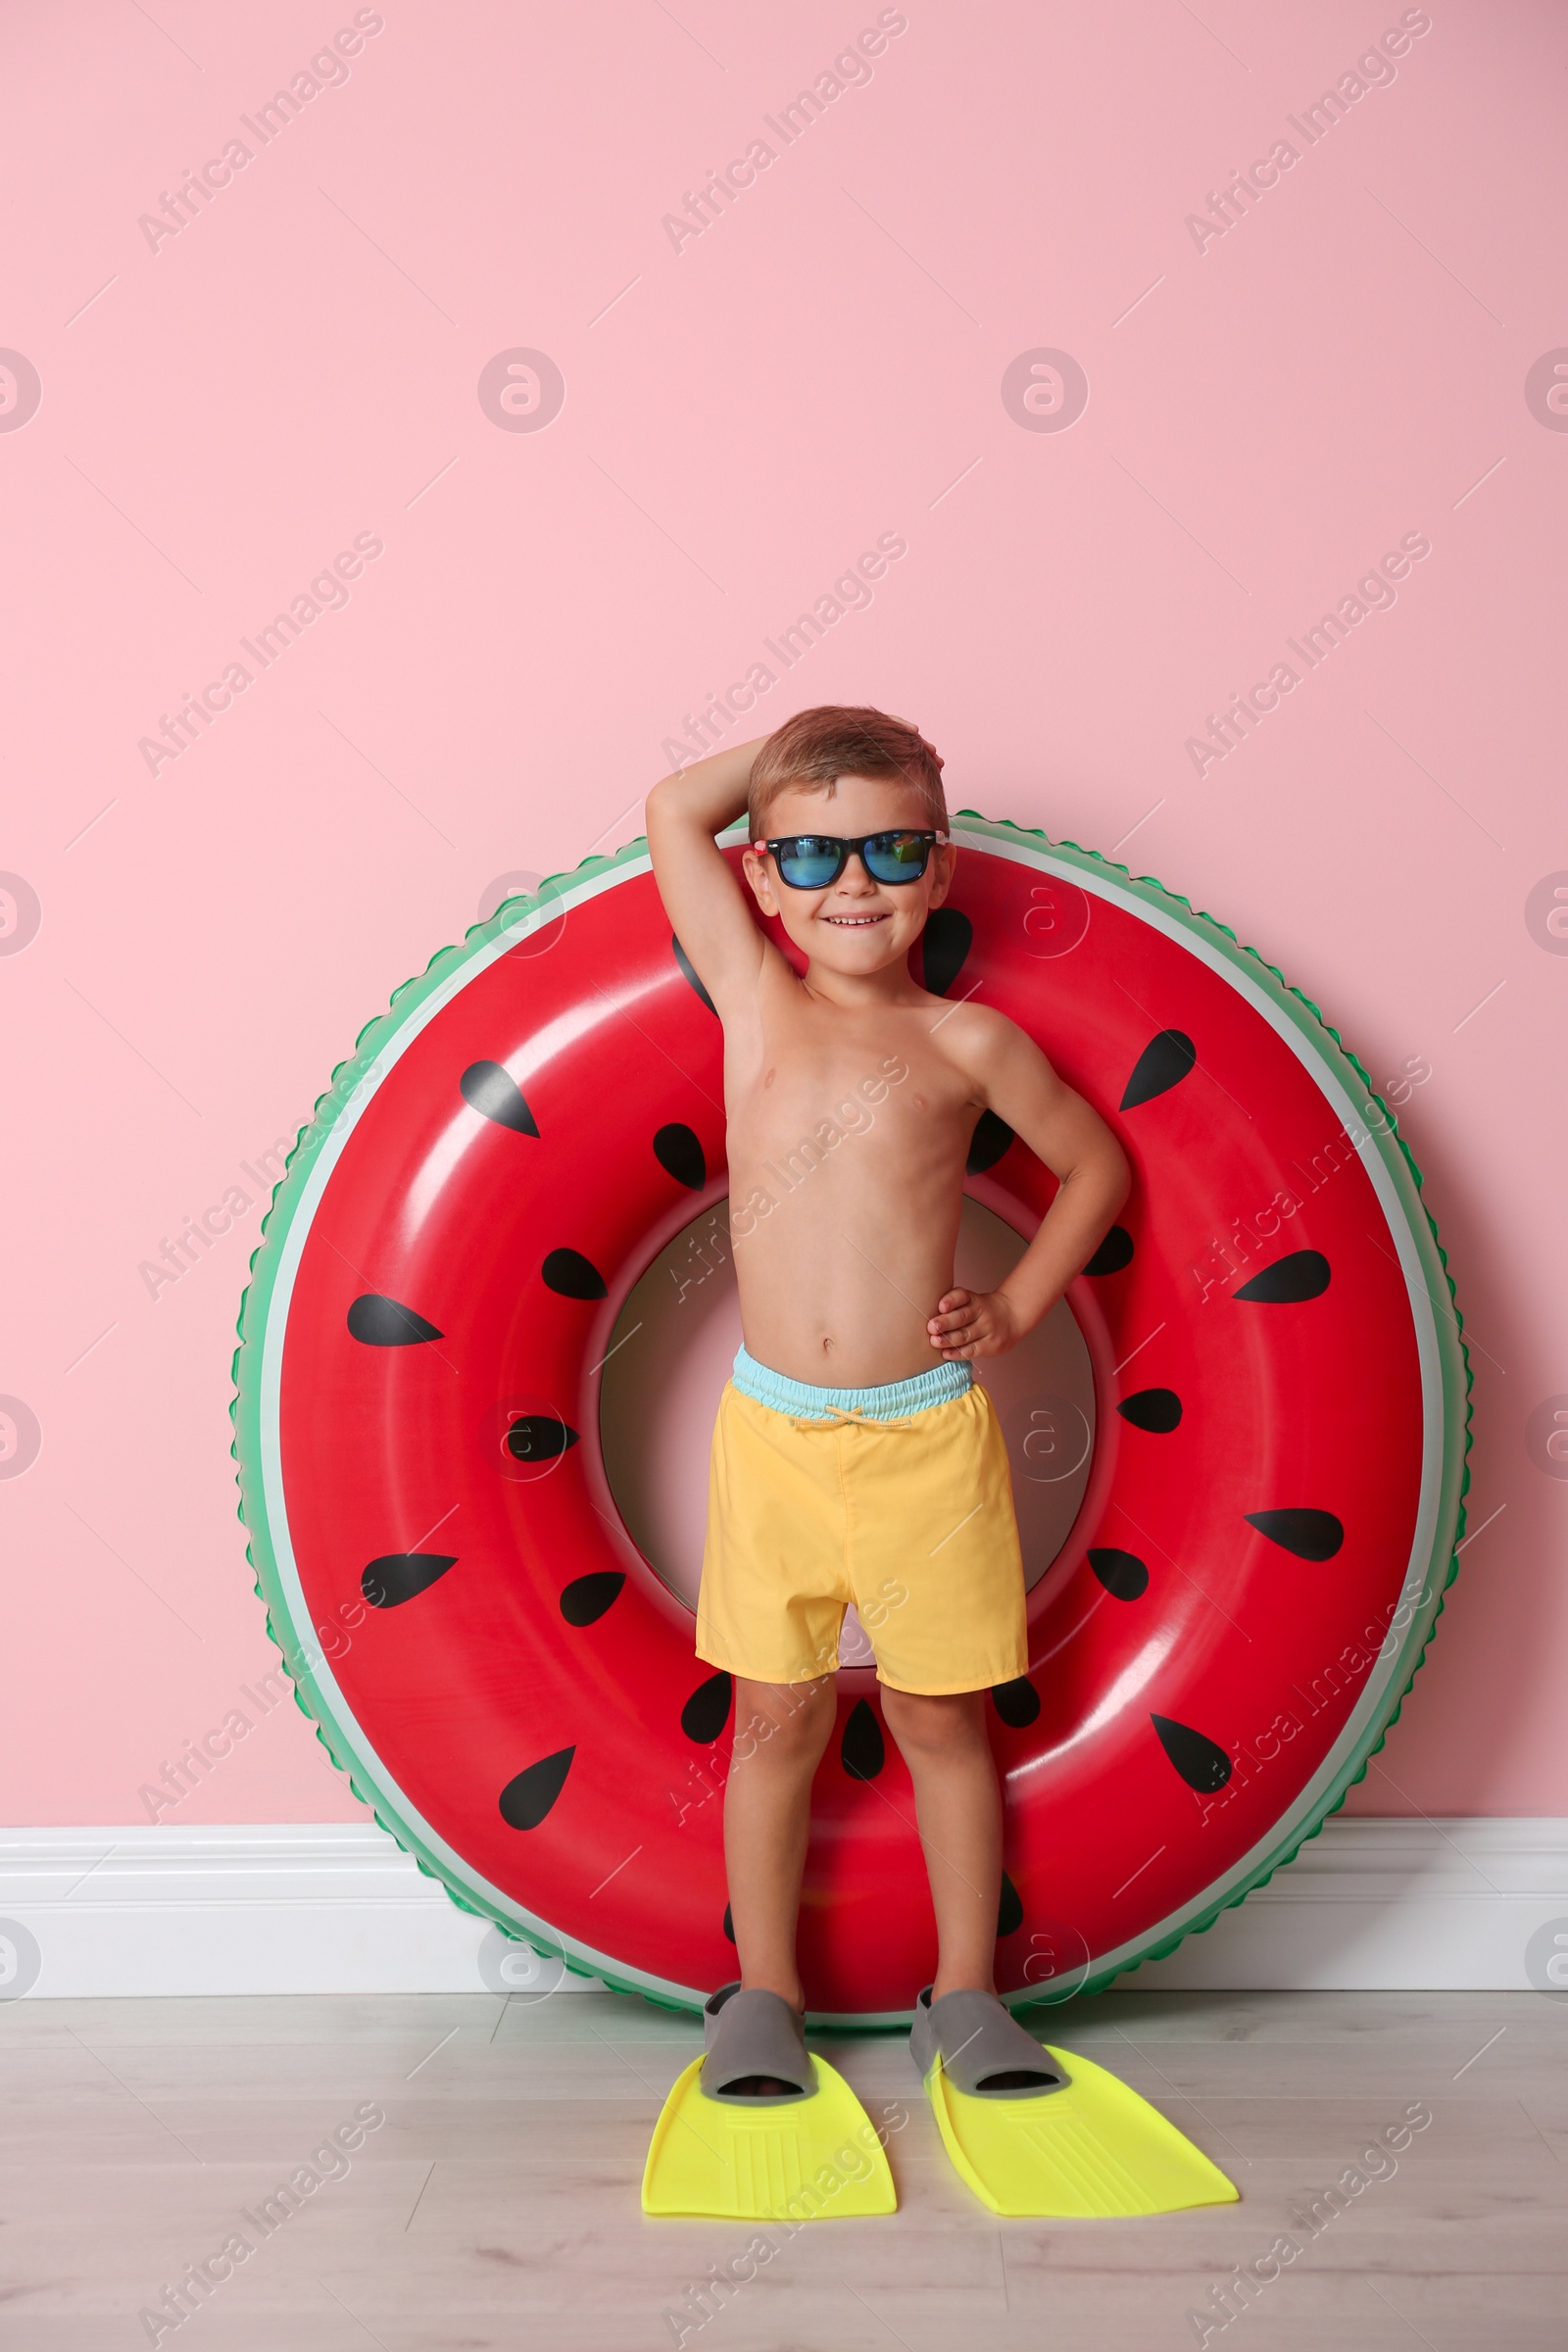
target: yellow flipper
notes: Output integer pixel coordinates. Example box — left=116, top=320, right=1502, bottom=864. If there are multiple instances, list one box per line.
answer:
left=642, top=2053, right=898, bottom=2220
left=926, top=2042, right=1238, bottom=2218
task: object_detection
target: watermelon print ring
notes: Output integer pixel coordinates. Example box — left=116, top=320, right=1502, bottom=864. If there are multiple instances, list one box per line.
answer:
left=230, top=814, right=1471, bottom=2023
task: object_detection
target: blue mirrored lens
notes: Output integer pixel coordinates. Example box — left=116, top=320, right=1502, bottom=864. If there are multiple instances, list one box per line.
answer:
left=862, top=833, right=929, bottom=880
left=777, top=840, right=842, bottom=887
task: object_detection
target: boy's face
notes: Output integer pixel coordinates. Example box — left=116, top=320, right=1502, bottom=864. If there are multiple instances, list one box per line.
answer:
left=741, top=774, right=956, bottom=977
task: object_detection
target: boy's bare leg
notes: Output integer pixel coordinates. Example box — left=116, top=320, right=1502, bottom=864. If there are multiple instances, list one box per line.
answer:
left=724, top=1674, right=838, bottom=2020
left=880, top=1688, right=1002, bottom=1997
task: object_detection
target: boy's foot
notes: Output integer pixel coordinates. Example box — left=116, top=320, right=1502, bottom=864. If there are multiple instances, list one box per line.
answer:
left=910, top=1984, right=1064, bottom=2097
left=908, top=1987, right=1238, bottom=2220
left=644, top=1990, right=899, bottom=2218
left=700, top=1982, right=816, bottom=2104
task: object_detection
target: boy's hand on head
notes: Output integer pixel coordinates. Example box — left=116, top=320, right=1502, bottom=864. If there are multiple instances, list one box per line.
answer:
left=926, top=1287, right=1027, bottom=1361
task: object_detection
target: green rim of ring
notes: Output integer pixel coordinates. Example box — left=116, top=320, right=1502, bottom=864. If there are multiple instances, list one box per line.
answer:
left=230, top=815, right=1472, bottom=2016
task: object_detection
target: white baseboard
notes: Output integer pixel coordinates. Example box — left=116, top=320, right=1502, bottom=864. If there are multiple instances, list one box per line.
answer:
left=1128, top=1815, right=1568, bottom=1993
left=1, top=1819, right=1563, bottom=1998
left=0, top=1826, right=499, bottom=1999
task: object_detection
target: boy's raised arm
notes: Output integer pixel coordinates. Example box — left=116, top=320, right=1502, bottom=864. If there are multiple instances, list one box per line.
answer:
left=645, top=738, right=772, bottom=1017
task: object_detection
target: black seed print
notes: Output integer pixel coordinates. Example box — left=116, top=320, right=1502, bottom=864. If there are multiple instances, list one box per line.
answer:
left=460, top=1060, right=539, bottom=1136
left=361, top=1553, right=457, bottom=1607
left=997, top=1871, right=1024, bottom=1937
left=1244, top=1509, right=1345, bottom=1561
left=654, top=1123, right=706, bottom=1190
left=1151, top=1713, right=1232, bottom=1793
left=542, top=1249, right=608, bottom=1300
left=672, top=934, right=716, bottom=1013
left=992, top=1678, right=1041, bottom=1729
left=1234, top=1250, right=1331, bottom=1303
left=1084, top=1225, right=1134, bottom=1276
left=498, top=1747, right=575, bottom=1830
left=966, top=1111, right=1013, bottom=1174
left=1089, top=1547, right=1150, bottom=1601
left=347, top=1296, right=443, bottom=1346
left=1120, top=1030, right=1197, bottom=1110
left=1117, top=1389, right=1183, bottom=1434
left=922, top=907, right=972, bottom=998
left=681, top=1672, right=733, bottom=1744
left=723, top=1903, right=735, bottom=1945
left=505, top=1416, right=579, bottom=1463
left=840, top=1699, right=885, bottom=1781
left=560, top=1570, right=625, bottom=1625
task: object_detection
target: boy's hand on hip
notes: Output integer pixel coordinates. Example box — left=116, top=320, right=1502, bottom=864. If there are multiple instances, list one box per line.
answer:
left=927, top=1288, right=1026, bottom=1360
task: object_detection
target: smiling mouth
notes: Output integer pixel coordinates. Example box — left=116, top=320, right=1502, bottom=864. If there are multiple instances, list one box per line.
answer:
left=823, top=912, right=889, bottom=926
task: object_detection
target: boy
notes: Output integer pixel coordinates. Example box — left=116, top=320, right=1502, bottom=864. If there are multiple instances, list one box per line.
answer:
left=645, top=706, right=1129, bottom=2105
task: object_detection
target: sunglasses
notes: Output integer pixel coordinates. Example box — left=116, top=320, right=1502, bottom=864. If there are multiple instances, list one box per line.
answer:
left=760, top=830, right=949, bottom=890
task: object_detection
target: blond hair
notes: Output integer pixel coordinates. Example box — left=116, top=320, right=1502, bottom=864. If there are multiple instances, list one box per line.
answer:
left=748, top=705, right=947, bottom=839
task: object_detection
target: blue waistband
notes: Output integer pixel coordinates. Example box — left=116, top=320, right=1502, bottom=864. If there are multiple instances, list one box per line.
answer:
left=731, top=1342, right=972, bottom=1422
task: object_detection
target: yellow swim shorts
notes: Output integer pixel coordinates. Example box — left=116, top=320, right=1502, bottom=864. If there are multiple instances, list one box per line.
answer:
left=695, top=1345, right=1029, bottom=1696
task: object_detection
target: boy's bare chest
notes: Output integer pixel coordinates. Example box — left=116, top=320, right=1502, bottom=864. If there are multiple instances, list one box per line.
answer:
left=725, top=1000, right=979, bottom=1175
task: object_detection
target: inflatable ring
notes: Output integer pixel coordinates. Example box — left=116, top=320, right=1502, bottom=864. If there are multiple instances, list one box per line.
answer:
left=232, top=816, right=1470, bottom=2021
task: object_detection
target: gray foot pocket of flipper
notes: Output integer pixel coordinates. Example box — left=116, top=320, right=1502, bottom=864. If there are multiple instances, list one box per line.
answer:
left=701, top=1983, right=816, bottom=2105
left=909, top=1985, right=1069, bottom=2100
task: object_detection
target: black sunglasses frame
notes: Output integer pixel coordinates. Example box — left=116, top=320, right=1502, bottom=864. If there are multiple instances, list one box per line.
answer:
left=759, top=829, right=951, bottom=890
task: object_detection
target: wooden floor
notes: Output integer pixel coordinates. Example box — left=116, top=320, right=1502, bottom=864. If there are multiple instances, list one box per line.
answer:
left=1, top=1986, right=1564, bottom=2349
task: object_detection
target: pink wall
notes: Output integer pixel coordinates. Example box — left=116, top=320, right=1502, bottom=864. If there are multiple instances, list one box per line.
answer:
left=2, top=0, right=1564, bottom=1828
